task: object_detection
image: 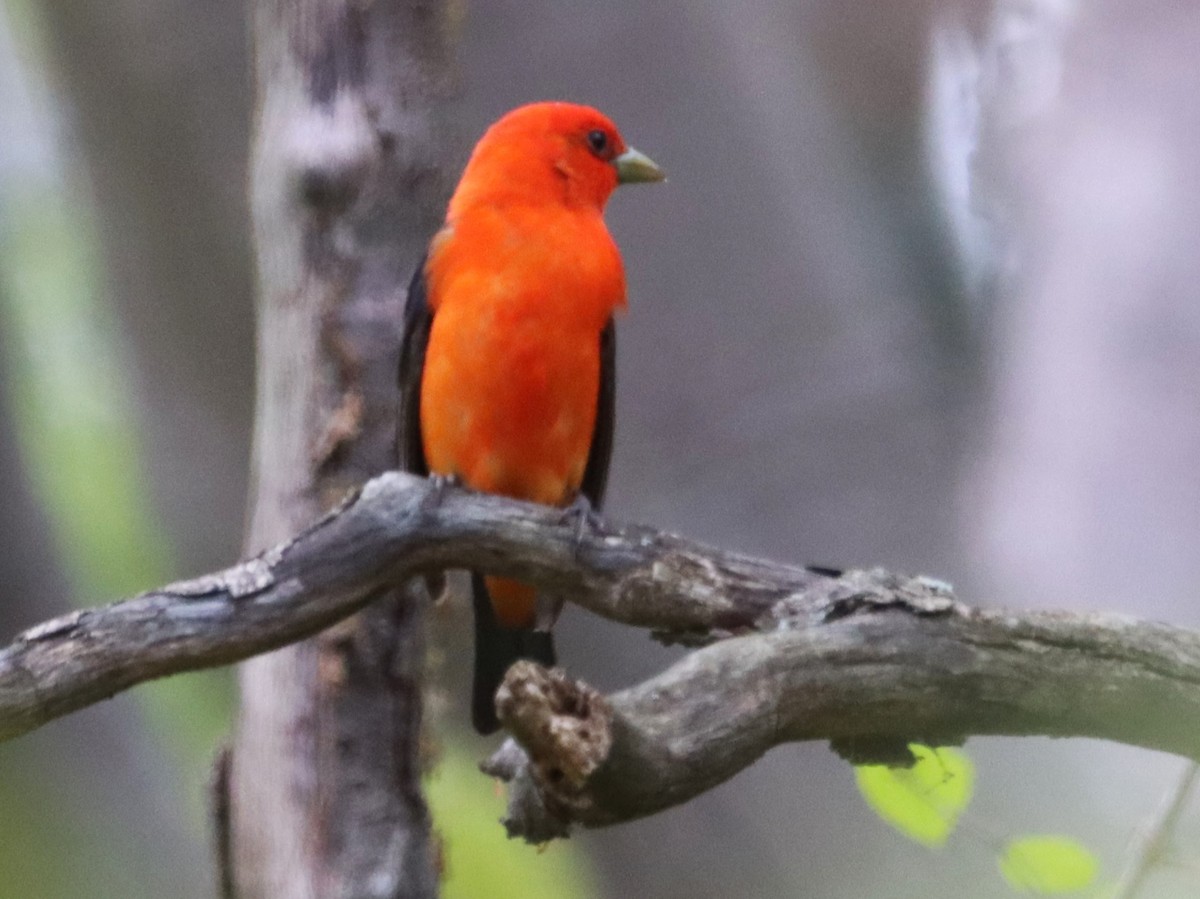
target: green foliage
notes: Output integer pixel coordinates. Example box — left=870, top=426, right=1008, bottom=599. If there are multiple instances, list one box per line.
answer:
left=0, top=98, right=228, bottom=895
left=854, top=744, right=975, bottom=848
left=0, top=185, right=233, bottom=768
left=0, top=738, right=162, bottom=899
left=855, top=746, right=1105, bottom=896
left=426, top=738, right=600, bottom=899
left=997, top=836, right=1099, bottom=895
left=0, top=189, right=170, bottom=599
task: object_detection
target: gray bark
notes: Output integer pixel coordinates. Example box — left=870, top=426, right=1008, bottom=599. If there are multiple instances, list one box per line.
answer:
left=228, top=2, right=454, bottom=897
left=486, top=606, right=1200, bottom=840
left=2, top=473, right=1198, bottom=832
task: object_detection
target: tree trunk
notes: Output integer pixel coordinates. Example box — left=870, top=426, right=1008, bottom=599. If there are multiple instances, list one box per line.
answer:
left=228, top=2, right=455, bottom=896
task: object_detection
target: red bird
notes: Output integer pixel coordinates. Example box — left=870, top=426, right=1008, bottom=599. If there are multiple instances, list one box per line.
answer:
left=397, top=102, right=664, bottom=733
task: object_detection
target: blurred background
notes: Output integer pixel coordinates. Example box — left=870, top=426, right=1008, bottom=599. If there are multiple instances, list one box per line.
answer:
left=1, top=0, right=1198, bottom=896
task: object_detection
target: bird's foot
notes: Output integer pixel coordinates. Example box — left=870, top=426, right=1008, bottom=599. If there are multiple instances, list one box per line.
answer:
left=424, top=472, right=462, bottom=508
left=559, top=493, right=606, bottom=547
left=417, top=474, right=461, bottom=600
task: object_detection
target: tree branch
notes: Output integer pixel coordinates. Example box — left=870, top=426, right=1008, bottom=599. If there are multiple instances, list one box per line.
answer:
left=2, top=472, right=1199, bottom=835
left=483, top=603, right=1200, bottom=840
left=227, top=3, right=455, bottom=892
left=1112, top=761, right=1199, bottom=899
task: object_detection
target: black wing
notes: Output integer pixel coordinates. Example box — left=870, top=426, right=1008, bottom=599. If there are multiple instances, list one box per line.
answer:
left=579, top=318, right=616, bottom=509
left=397, top=255, right=432, bottom=474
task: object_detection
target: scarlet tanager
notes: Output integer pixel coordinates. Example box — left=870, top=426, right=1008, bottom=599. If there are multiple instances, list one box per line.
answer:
left=397, top=102, right=664, bottom=733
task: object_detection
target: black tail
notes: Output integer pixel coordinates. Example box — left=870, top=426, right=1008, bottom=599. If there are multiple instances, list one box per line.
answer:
left=470, top=574, right=555, bottom=734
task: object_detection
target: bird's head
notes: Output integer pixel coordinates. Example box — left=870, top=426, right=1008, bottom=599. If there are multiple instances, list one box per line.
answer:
left=447, top=102, right=665, bottom=215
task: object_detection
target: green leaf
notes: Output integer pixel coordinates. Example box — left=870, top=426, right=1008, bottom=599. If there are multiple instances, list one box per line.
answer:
left=854, top=744, right=974, bottom=847
left=998, top=836, right=1099, bottom=894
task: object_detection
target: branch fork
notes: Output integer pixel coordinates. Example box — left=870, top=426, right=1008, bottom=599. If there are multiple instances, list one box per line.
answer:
left=2, top=472, right=1198, bottom=843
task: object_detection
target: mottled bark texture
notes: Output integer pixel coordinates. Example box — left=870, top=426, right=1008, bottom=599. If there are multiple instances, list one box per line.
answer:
left=485, top=607, right=1200, bottom=841
left=1, top=473, right=1199, bottom=845
left=229, top=2, right=454, bottom=897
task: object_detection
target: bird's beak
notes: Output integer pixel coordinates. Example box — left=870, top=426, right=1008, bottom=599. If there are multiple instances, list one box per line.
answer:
left=614, top=146, right=666, bottom=184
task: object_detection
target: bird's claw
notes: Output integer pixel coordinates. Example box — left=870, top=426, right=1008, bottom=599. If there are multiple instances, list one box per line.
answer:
left=424, top=472, right=462, bottom=507
left=560, top=494, right=606, bottom=548
left=417, top=474, right=461, bottom=599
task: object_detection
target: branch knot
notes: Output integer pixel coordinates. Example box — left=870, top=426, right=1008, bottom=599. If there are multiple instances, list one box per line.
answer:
left=819, top=569, right=958, bottom=623
left=495, top=662, right=614, bottom=820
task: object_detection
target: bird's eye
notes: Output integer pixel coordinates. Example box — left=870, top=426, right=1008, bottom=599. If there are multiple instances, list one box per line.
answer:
left=587, top=129, right=609, bottom=155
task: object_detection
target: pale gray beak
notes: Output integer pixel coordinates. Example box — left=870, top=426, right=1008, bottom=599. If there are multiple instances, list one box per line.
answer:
left=614, top=146, right=666, bottom=184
